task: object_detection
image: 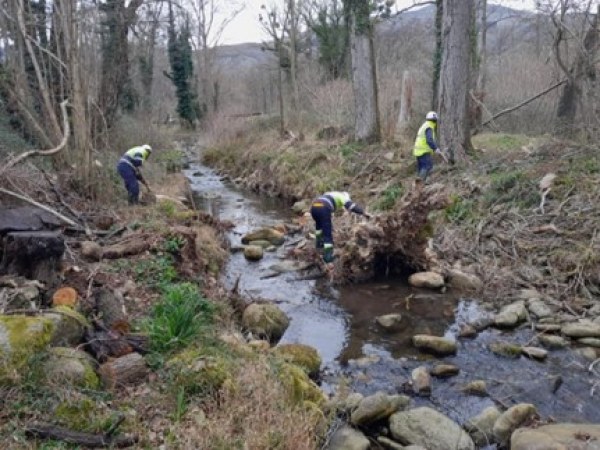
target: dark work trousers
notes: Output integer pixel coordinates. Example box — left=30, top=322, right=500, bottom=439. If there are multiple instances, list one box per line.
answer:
left=310, top=202, right=334, bottom=246
left=416, top=153, right=434, bottom=181
left=117, top=161, right=140, bottom=204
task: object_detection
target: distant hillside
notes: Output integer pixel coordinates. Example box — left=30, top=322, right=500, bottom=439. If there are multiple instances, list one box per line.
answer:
left=213, top=4, right=535, bottom=74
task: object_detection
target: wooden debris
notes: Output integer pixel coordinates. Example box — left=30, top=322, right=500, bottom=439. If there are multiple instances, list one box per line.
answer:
left=25, top=421, right=138, bottom=448
left=99, top=352, right=148, bottom=389
left=52, top=287, right=78, bottom=307
left=94, top=289, right=129, bottom=332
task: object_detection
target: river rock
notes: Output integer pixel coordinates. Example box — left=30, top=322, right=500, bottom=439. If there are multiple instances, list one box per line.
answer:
left=462, top=380, right=487, bottom=396
left=325, top=425, right=369, bottom=450
left=521, top=346, right=548, bottom=360
left=527, top=299, right=554, bottom=319
left=494, top=301, right=527, bottom=328
left=389, top=407, right=475, bottom=450
left=291, top=200, right=310, bottom=215
left=376, top=313, right=403, bottom=330
left=243, top=245, right=263, bottom=261
left=350, top=392, right=409, bottom=426
left=448, top=269, right=482, bottom=292
left=242, top=303, right=290, bottom=343
left=377, top=436, right=405, bottom=450
left=535, top=323, right=562, bottom=332
left=80, top=241, right=103, bottom=261
left=578, top=337, right=600, bottom=348
left=411, top=367, right=432, bottom=396
left=489, top=341, right=522, bottom=358
left=44, top=347, right=99, bottom=389
left=431, top=364, right=460, bottom=378
left=273, top=343, right=321, bottom=377
left=408, top=272, right=444, bottom=289
left=269, top=260, right=312, bottom=273
left=517, top=288, right=543, bottom=301
left=241, top=228, right=285, bottom=246
left=538, top=334, right=569, bottom=349
left=343, top=393, right=364, bottom=413
left=511, top=423, right=600, bottom=450
left=458, top=324, right=478, bottom=338
left=493, top=403, right=537, bottom=445
left=412, top=335, right=457, bottom=355
left=248, top=240, right=272, bottom=249
left=464, top=406, right=501, bottom=447
left=576, top=347, right=597, bottom=361
left=562, top=320, right=600, bottom=338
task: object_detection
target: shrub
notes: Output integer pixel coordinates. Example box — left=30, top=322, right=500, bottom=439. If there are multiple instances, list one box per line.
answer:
left=374, top=184, right=404, bottom=211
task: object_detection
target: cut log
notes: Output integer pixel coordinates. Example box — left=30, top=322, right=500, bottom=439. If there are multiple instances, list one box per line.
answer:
left=84, top=328, right=133, bottom=362
left=0, top=231, right=64, bottom=288
left=25, top=422, right=138, bottom=448
left=52, top=286, right=78, bottom=307
left=98, top=353, right=148, bottom=389
left=94, top=288, right=129, bottom=331
left=102, top=239, right=150, bottom=259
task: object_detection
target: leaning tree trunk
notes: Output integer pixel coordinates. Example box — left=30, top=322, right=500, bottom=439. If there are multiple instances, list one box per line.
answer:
left=349, top=3, right=380, bottom=143
left=438, top=0, right=474, bottom=162
left=396, top=70, right=413, bottom=136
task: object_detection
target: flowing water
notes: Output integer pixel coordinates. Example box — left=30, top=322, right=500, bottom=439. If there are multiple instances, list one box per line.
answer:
left=184, top=161, right=600, bottom=428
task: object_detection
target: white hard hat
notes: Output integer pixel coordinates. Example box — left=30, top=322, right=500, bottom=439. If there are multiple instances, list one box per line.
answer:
left=341, top=191, right=351, bottom=202
left=426, top=111, right=438, bottom=121
left=142, top=144, right=152, bottom=153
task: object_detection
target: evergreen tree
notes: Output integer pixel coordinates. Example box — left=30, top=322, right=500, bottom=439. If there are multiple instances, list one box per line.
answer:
left=309, top=2, right=349, bottom=79
left=167, top=2, right=200, bottom=127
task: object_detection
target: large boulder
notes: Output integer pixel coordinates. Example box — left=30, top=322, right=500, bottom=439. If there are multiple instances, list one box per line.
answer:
left=350, top=392, right=409, bottom=426
left=562, top=321, right=600, bottom=338
left=325, top=425, right=369, bottom=450
left=493, top=403, right=537, bottom=445
left=241, top=228, right=285, bottom=246
left=242, top=303, right=290, bottom=343
left=412, top=334, right=457, bottom=355
left=0, top=315, right=55, bottom=377
left=464, top=406, right=501, bottom=447
left=389, top=407, right=474, bottom=450
left=511, top=424, right=600, bottom=450
left=408, top=272, right=445, bottom=289
left=273, top=343, right=321, bottom=377
left=44, top=347, right=99, bottom=389
left=494, top=301, right=527, bottom=328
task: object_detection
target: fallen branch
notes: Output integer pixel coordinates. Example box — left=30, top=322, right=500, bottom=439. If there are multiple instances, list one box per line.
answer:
left=481, top=79, right=567, bottom=127
left=25, top=422, right=138, bottom=448
left=0, top=187, right=80, bottom=229
left=0, top=100, right=69, bottom=175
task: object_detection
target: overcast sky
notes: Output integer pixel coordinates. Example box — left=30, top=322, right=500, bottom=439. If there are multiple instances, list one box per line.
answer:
left=218, top=0, right=538, bottom=46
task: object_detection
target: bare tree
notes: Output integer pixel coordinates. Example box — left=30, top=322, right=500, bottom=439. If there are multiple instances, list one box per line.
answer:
left=438, top=0, right=474, bottom=162
left=346, top=0, right=380, bottom=142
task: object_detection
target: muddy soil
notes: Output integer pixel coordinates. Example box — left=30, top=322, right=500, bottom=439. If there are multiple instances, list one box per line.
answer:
left=184, top=161, right=600, bottom=426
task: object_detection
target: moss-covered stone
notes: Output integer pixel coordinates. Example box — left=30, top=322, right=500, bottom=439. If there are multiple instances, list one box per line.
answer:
left=277, top=363, right=326, bottom=406
left=272, top=343, right=321, bottom=377
left=0, top=315, right=55, bottom=378
left=44, top=347, right=99, bottom=389
left=489, top=342, right=522, bottom=358
left=241, top=228, right=285, bottom=246
left=242, top=303, right=290, bottom=343
left=46, top=306, right=90, bottom=346
left=167, top=347, right=233, bottom=397
left=54, top=397, right=113, bottom=433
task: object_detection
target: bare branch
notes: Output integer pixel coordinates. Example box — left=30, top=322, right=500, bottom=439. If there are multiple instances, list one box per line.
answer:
left=393, top=1, right=435, bottom=17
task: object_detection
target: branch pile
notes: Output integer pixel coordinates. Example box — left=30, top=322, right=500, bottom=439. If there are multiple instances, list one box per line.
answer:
left=336, top=183, right=450, bottom=283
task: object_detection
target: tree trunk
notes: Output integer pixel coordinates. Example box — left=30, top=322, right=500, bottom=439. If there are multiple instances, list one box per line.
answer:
left=555, top=6, right=599, bottom=135
left=438, top=0, right=474, bottom=162
left=432, top=0, right=443, bottom=110
left=349, top=4, right=380, bottom=143
left=289, top=0, right=299, bottom=111
left=473, top=0, right=487, bottom=128
left=396, top=70, right=413, bottom=135
left=98, top=352, right=148, bottom=389
left=278, top=41, right=286, bottom=137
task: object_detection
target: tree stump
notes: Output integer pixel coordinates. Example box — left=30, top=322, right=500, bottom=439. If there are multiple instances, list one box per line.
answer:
left=99, top=353, right=148, bottom=389
left=94, top=288, right=129, bottom=332
left=0, top=231, right=64, bottom=288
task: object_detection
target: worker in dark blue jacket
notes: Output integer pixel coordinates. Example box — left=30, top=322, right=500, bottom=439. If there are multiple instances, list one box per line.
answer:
left=117, top=145, right=152, bottom=205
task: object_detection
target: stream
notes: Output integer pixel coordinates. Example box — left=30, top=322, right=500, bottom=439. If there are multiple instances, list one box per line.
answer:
left=183, top=161, right=600, bottom=429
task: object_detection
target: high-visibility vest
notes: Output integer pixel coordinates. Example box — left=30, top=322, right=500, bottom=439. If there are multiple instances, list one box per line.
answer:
left=321, top=191, right=351, bottom=210
left=413, top=120, right=437, bottom=157
left=125, top=146, right=150, bottom=162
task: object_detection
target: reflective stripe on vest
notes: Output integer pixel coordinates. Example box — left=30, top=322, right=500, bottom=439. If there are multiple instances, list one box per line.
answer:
left=124, top=146, right=149, bottom=162
left=413, top=120, right=437, bottom=157
left=323, top=191, right=351, bottom=210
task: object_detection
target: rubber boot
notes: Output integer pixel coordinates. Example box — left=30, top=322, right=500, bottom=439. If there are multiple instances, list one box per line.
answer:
left=323, top=245, right=334, bottom=263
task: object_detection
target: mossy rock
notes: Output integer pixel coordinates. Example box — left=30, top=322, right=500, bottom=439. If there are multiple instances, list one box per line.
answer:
left=44, top=347, right=99, bottom=389
left=54, top=397, right=113, bottom=433
left=489, top=342, right=522, bottom=358
left=46, top=306, right=90, bottom=346
left=0, top=315, right=56, bottom=378
left=242, top=303, right=290, bottom=343
left=241, top=228, right=285, bottom=246
left=272, top=343, right=321, bottom=377
left=277, top=363, right=326, bottom=406
left=167, top=347, right=233, bottom=397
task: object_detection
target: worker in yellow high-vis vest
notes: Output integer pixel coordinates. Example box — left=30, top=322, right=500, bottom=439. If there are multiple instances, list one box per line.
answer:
left=413, top=111, right=445, bottom=182
left=117, top=144, right=152, bottom=205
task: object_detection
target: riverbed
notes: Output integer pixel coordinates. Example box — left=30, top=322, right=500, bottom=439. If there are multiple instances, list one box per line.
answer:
left=184, top=160, right=600, bottom=428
